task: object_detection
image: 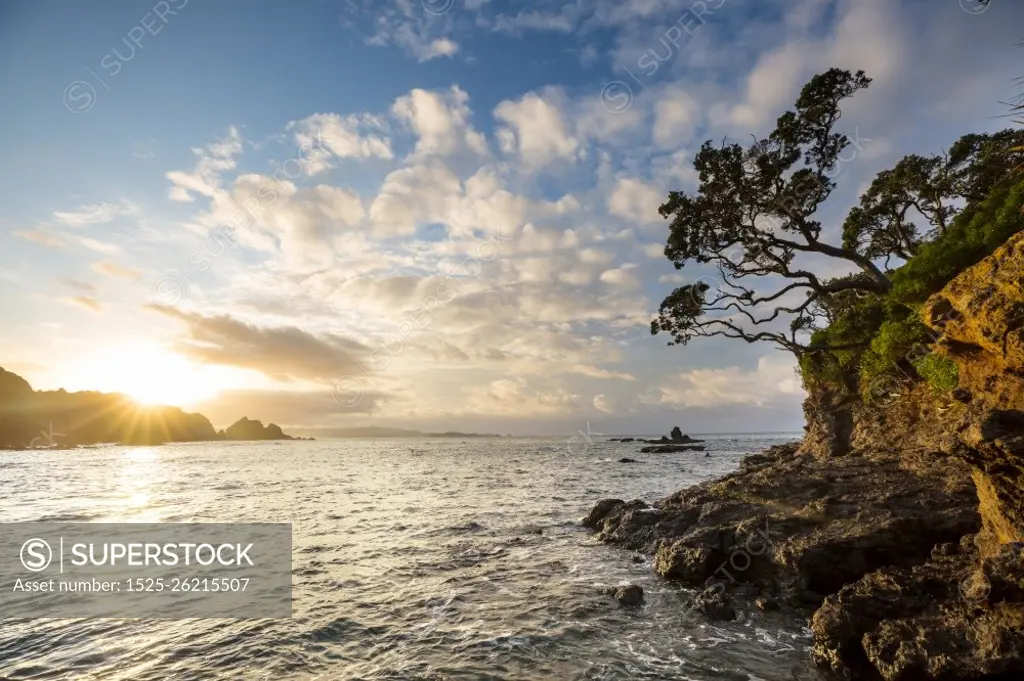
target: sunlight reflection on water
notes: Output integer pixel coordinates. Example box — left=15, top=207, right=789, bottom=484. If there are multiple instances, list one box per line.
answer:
left=0, top=435, right=814, bottom=680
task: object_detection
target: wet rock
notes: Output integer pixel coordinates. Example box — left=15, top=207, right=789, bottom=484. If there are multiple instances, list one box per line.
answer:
left=653, top=542, right=713, bottom=582
left=606, top=584, right=644, bottom=606
left=640, top=444, right=706, bottom=453
left=582, top=499, right=624, bottom=529
left=756, top=596, right=780, bottom=611
left=693, top=586, right=736, bottom=620
left=619, top=457, right=639, bottom=463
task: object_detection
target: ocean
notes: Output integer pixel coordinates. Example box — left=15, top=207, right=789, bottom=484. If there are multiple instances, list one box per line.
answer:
left=0, top=435, right=816, bottom=680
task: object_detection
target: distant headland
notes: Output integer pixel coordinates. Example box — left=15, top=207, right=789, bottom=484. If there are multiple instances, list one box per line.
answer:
left=0, top=366, right=303, bottom=449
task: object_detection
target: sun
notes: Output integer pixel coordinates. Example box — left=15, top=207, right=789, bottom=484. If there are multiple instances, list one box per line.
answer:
left=73, top=343, right=220, bottom=407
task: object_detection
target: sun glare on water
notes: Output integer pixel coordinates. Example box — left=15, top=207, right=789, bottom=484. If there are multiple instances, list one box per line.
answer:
left=73, top=343, right=221, bottom=407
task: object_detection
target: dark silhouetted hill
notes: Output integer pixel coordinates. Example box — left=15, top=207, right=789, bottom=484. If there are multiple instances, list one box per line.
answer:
left=0, top=367, right=295, bottom=449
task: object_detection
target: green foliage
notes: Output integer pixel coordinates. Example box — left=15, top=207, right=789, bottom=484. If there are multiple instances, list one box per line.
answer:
left=801, top=177, right=1023, bottom=395
left=889, top=180, right=1024, bottom=305
left=857, top=315, right=933, bottom=385
left=913, top=353, right=960, bottom=393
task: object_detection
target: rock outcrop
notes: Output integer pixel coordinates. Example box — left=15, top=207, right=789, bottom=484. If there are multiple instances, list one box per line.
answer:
left=587, top=232, right=1024, bottom=680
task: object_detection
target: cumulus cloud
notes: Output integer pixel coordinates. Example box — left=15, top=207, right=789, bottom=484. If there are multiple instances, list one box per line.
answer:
left=494, top=89, right=581, bottom=169
left=607, top=178, right=664, bottom=224
left=288, top=112, right=393, bottom=174
left=369, top=162, right=462, bottom=237
left=654, top=87, right=701, bottom=149
left=392, top=86, right=487, bottom=158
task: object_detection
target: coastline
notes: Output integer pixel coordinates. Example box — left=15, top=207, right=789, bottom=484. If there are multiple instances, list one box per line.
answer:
left=584, top=232, right=1024, bottom=680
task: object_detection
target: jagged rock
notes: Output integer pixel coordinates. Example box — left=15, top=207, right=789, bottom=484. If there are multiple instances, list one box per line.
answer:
left=693, top=585, right=736, bottom=620
left=811, top=541, right=1024, bottom=680
left=582, top=499, right=625, bottom=529
left=586, top=442, right=979, bottom=609
left=606, top=584, right=644, bottom=606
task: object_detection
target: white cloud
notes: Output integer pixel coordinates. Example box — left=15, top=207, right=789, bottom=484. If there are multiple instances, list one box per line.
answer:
left=392, top=86, right=487, bottom=158
left=599, top=264, right=640, bottom=289
left=654, top=87, right=700, bottom=149
left=494, top=89, right=580, bottom=169
left=166, top=127, right=244, bottom=202
left=642, top=243, right=664, bottom=258
left=288, top=113, right=393, bottom=174
left=607, top=178, right=664, bottom=224
left=644, top=355, right=802, bottom=408
left=53, top=202, right=134, bottom=227
left=420, top=37, right=459, bottom=61
left=368, top=162, right=462, bottom=237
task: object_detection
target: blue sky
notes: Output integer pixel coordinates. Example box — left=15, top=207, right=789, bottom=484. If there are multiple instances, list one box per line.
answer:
left=0, top=0, right=1021, bottom=434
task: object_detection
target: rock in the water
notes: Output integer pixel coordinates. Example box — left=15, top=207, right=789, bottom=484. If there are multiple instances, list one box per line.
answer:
left=693, top=586, right=736, bottom=620
left=619, top=457, right=639, bottom=463
left=607, top=584, right=644, bottom=606
left=640, top=444, right=706, bottom=453
left=583, top=498, right=625, bottom=529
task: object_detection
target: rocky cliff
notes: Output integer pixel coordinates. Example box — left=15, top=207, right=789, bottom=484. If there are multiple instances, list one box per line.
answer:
left=587, top=231, right=1024, bottom=680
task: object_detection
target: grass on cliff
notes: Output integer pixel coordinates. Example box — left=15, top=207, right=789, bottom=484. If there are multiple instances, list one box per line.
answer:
left=801, top=178, right=1024, bottom=396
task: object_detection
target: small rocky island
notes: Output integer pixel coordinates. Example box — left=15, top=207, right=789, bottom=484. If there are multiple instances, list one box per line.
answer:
left=612, top=426, right=707, bottom=453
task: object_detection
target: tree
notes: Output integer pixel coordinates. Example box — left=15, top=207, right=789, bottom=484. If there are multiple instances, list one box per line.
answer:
left=651, top=69, right=889, bottom=357
left=842, top=130, right=1024, bottom=267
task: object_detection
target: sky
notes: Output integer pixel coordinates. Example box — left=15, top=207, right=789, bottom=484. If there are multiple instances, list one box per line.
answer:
left=0, top=0, right=1021, bottom=435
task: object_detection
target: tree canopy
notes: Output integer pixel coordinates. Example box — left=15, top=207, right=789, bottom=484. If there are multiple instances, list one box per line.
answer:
left=652, top=67, right=1024, bottom=377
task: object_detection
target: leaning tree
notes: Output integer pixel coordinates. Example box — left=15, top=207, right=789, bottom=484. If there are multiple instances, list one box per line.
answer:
left=650, top=67, right=1024, bottom=359
left=651, top=69, right=890, bottom=357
